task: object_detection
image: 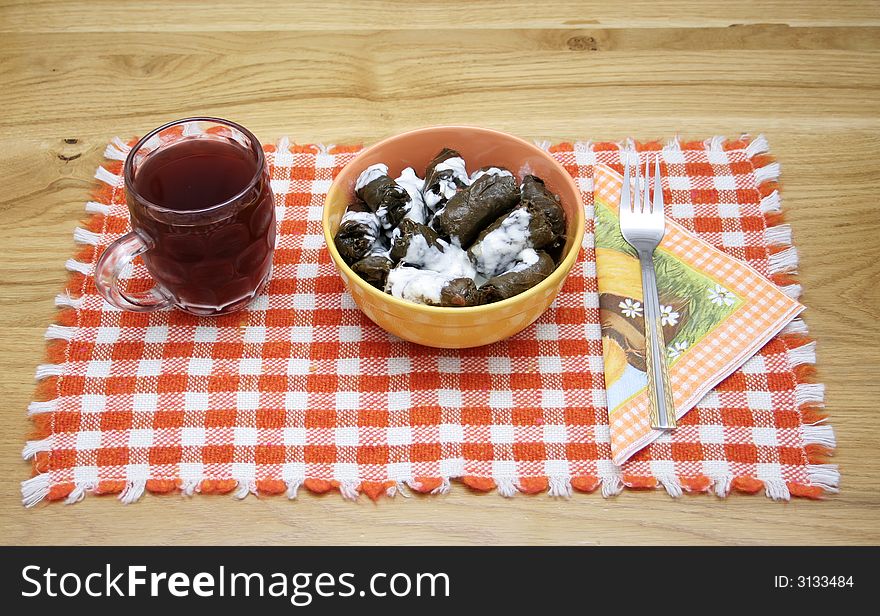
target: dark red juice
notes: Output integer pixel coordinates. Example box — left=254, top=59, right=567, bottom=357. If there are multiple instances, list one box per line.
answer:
left=129, top=138, right=276, bottom=314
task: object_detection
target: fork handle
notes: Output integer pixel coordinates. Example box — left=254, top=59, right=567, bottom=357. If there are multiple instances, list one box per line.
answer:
left=638, top=250, right=677, bottom=430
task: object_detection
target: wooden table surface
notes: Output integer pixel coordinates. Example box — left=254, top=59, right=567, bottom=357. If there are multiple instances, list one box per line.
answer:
left=1, top=1, right=879, bottom=546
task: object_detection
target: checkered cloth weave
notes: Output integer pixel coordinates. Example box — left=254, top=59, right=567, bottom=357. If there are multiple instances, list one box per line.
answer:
left=21, top=135, right=838, bottom=506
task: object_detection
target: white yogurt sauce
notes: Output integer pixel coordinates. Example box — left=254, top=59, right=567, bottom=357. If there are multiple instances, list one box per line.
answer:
left=385, top=266, right=456, bottom=305
left=510, top=248, right=540, bottom=272
left=376, top=205, right=392, bottom=230
left=403, top=234, right=476, bottom=279
left=424, top=156, right=469, bottom=210
left=355, top=163, right=389, bottom=192
left=469, top=208, right=533, bottom=278
left=470, top=167, right=513, bottom=183
left=433, top=157, right=469, bottom=186
left=395, top=167, right=428, bottom=225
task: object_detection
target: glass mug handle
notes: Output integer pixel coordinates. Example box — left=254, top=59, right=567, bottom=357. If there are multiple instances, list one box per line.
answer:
left=94, top=231, right=174, bottom=312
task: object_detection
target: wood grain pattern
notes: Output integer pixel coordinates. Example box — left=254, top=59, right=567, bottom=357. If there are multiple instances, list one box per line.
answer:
left=1, top=0, right=878, bottom=546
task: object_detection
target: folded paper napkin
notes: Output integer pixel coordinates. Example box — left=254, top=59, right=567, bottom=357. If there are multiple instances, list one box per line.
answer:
left=22, top=136, right=838, bottom=506
left=594, top=160, right=804, bottom=464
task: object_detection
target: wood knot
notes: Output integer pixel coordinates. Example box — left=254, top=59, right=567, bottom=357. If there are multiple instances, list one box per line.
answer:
left=567, top=35, right=598, bottom=51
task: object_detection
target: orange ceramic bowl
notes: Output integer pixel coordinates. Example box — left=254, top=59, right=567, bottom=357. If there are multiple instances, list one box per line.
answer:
left=322, top=126, right=585, bottom=348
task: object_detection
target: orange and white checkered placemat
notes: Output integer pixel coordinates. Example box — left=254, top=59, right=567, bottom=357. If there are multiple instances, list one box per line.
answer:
left=22, top=135, right=838, bottom=506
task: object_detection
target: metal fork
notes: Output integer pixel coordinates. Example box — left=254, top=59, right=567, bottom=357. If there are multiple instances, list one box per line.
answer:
left=619, top=154, right=676, bottom=430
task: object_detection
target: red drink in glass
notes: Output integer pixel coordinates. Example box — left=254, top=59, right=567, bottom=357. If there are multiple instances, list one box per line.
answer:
left=95, top=118, right=276, bottom=315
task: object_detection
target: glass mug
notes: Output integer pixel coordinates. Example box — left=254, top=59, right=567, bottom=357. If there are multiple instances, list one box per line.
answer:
left=95, top=117, right=276, bottom=316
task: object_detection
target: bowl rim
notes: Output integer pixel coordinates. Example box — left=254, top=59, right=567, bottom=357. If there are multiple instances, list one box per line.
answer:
left=322, top=125, right=586, bottom=315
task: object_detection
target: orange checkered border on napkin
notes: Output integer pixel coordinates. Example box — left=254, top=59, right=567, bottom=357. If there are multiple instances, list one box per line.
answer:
left=21, top=135, right=837, bottom=505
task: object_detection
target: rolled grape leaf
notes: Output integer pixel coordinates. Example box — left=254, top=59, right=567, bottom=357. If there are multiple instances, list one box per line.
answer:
left=389, top=218, right=443, bottom=263
left=521, top=175, right=566, bottom=245
left=351, top=255, right=393, bottom=290
left=355, top=164, right=410, bottom=231
left=479, top=250, right=556, bottom=304
left=334, top=203, right=380, bottom=264
left=385, top=266, right=481, bottom=307
left=467, top=201, right=561, bottom=277
left=440, top=277, right=481, bottom=307
left=432, top=173, right=520, bottom=248
left=423, top=148, right=469, bottom=212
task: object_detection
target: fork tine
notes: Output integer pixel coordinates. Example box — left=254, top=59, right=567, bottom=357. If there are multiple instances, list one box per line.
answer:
left=643, top=157, right=651, bottom=213
left=620, top=151, right=631, bottom=213
left=653, top=155, right=664, bottom=215
left=633, top=152, right=641, bottom=212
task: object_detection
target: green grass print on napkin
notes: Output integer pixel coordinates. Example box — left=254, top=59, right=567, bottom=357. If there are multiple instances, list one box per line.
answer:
left=593, top=201, right=742, bottom=355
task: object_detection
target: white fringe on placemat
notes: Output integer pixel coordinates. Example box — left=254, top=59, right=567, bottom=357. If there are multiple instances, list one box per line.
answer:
left=95, top=166, right=123, bottom=187
left=35, top=364, right=63, bottom=380
left=104, top=137, right=131, bottom=161
left=234, top=480, right=257, bottom=500
left=22, top=437, right=52, bottom=460
left=600, top=476, right=624, bottom=498
left=386, top=481, right=410, bottom=498
left=745, top=134, right=770, bottom=159
left=496, top=477, right=518, bottom=498
left=765, top=224, right=792, bottom=246
left=548, top=475, right=572, bottom=498
left=22, top=474, right=51, bottom=508
left=119, top=481, right=147, bottom=505
left=65, top=259, right=92, bottom=275
left=28, top=400, right=57, bottom=415
left=711, top=475, right=733, bottom=498
left=760, top=190, right=781, bottom=213
left=179, top=480, right=199, bottom=497
left=66, top=483, right=95, bottom=505
left=807, top=465, right=840, bottom=493
left=796, top=383, right=825, bottom=407
left=768, top=246, right=799, bottom=274
left=787, top=341, right=816, bottom=368
left=338, top=479, right=361, bottom=501
left=73, top=227, right=101, bottom=245
left=55, top=292, right=84, bottom=309
left=781, top=318, right=808, bottom=335
left=422, top=477, right=451, bottom=495
left=285, top=480, right=303, bottom=499
left=85, top=201, right=111, bottom=215
left=764, top=480, right=790, bottom=501
left=754, top=162, right=780, bottom=184
left=780, top=284, right=802, bottom=300
left=657, top=475, right=683, bottom=498
left=45, top=324, right=74, bottom=340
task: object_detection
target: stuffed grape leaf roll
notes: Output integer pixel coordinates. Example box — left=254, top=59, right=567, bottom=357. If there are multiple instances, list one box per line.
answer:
left=423, top=148, right=470, bottom=212
left=385, top=266, right=481, bottom=307
left=355, top=163, right=410, bottom=232
left=467, top=199, right=564, bottom=278
left=334, top=201, right=381, bottom=264
left=351, top=255, right=393, bottom=290
left=479, top=249, right=555, bottom=304
left=520, top=175, right=566, bottom=249
left=431, top=173, right=520, bottom=248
